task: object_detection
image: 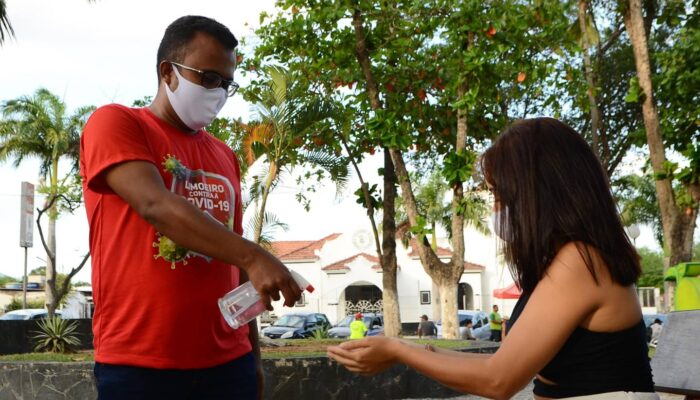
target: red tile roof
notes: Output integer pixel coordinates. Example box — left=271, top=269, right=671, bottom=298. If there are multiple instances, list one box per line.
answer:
left=407, top=238, right=453, bottom=258
left=464, top=261, right=485, bottom=271
left=271, top=233, right=342, bottom=262
left=322, top=253, right=380, bottom=271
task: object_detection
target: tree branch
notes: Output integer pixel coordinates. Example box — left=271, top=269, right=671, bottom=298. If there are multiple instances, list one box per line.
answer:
left=339, top=135, right=383, bottom=260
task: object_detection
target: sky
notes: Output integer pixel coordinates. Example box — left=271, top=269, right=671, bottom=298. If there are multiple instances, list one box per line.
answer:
left=0, top=0, right=661, bottom=283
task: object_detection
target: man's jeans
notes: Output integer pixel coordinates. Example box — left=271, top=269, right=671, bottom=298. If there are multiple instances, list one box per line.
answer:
left=94, top=352, right=257, bottom=400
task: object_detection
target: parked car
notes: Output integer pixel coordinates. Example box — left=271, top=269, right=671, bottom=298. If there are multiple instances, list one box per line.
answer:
left=3, top=282, right=22, bottom=290
left=328, top=313, right=384, bottom=339
left=436, top=310, right=491, bottom=340
left=261, top=312, right=331, bottom=339
left=0, top=309, right=62, bottom=320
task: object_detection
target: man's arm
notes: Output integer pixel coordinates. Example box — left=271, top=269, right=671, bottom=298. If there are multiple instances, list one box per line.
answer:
left=103, top=160, right=301, bottom=308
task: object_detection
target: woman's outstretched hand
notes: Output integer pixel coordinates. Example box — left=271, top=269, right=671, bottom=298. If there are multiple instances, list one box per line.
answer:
left=327, top=336, right=399, bottom=375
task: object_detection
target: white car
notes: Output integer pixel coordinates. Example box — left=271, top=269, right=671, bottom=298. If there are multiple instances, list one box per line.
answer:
left=436, top=310, right=491, bottom=340
left=0, top=309, right=62, bottom=320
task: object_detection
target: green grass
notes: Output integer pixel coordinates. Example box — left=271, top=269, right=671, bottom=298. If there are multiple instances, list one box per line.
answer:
left=0, top=352, right=94, bottom=362
left=0, top=339, right=479, bottom=362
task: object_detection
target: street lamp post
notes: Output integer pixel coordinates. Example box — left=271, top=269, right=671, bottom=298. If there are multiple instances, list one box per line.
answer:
left=626, top=223, right=641, bottom=247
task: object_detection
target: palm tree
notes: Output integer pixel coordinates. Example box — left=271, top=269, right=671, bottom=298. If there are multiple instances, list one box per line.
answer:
left=242, top=67, right=350, bottom=244
left=0, top=88, right=94, bottom=316
left=0, top=0, right=14, bottom=44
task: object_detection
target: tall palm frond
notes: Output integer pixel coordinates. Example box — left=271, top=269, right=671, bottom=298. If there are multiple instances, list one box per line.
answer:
left=302, top=150, right=351, bottom=199
left=0, top=89, right=91, bottom=177
left=0, top=0, right=15, bottom=44
left=245, top=210, right=289, bottom=249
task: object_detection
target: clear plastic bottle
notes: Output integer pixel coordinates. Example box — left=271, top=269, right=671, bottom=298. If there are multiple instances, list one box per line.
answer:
left=218, top=270, right=314, bottom=329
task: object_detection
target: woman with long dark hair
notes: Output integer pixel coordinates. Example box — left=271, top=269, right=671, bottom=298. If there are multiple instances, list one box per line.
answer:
left=328, top=118, right=657, bottom=399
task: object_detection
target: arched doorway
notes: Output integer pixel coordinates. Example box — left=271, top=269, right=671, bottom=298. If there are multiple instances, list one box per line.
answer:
left=458, top=282, right=474, bottom=310
left=340, top=281, right=382, bottom=316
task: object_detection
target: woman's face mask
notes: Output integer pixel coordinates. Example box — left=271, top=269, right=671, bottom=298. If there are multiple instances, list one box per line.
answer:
left=165, top=66, right=228, bottom=131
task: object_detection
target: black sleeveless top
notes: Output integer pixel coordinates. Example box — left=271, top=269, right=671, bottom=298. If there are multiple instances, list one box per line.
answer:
left=508, top=293, right=655, bottom=398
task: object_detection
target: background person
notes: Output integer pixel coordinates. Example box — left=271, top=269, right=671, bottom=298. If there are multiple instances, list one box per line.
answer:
left=649, top=318, right=663, bottom=346
left=417, top=314, right=437, bottom=339
left=80, top=16, right=301, bottom=400
left=328, top=118, right=656, bottom=399
left=489, top=305, right=503, bottom=342
left=462, top=320, right=476, bottom=341
left=350, top=313, right=368, bottom=339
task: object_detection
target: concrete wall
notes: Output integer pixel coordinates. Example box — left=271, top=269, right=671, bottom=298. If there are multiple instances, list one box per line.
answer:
left=0, top=343, right=499, bottom=400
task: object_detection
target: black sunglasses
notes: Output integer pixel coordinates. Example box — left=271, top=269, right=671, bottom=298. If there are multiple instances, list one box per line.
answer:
left=170, top=61, right=240, bottom=97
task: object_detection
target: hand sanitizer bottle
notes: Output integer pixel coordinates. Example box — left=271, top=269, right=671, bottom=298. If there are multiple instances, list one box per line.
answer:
left=218, top=270, right=314, bottom=329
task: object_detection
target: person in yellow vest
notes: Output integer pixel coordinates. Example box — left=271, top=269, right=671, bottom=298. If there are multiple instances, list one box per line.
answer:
left=489, top=305, right=503, bottom=342
left=349, top=313, right=367, bottom=339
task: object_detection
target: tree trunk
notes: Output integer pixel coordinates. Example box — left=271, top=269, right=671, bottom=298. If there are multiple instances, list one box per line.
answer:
left=352, top=8, right=402, bottom=336
left=253, top=161, right=277, bottom=244
left=382, top=151, right=401, bottom=337
left=623, top=0, right=697, bottom=309
left=45, top=159, right=59, bottom=317
left=438, top=282, right=459, bottom=339
left=431, top=281, right=441, bottom=322
left=578, top=0, right=606, bottom=168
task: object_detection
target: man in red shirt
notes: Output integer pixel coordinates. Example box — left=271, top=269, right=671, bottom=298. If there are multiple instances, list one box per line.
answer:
left=80, top=15, right=301, bottom=399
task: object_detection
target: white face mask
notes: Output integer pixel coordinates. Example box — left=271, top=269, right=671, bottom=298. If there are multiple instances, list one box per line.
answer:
left=492, top=206, right=512, bottom=242
left=165, top=66, right=227, bottom=131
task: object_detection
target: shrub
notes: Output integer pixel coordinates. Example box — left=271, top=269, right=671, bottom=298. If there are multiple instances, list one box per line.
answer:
left=4, top=296, right=45, bottom=313
left=31, top=317, right=81, bottom=353
left=311, top=326, right=329, bottom=340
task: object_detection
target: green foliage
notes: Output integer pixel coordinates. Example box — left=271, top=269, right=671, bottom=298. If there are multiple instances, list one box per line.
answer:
left=131, top=95, right=153, bottom=108
left=31, top=317, right=81, bottom=354
left=442, top=152, right=476, bottom=187
left=637, top=247, right=665, bottom=290
left=0, top=273, right=17, bottom=287
left=615, top=172, right=663, bottom=246
left=4, top=296, right=45, bottom=313
left=354, top=183, right=382, bottom=210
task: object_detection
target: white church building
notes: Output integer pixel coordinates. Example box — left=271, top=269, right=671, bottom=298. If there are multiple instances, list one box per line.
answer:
left=268, top=227, right=520, bottom=326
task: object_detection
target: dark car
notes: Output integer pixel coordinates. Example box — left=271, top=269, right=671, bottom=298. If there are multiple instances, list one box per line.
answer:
left=261, top=312, right=331, bottom=339
left=436, top=310, right=491, bottom=340
left=328, top=313, right=384, bottom=339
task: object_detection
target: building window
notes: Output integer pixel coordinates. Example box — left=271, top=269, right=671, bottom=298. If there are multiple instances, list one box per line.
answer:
left=420, top=291, right=431, bottom=305
left=638, top=287, right=655, bottom=308
left=295, top=293, right=306, bottom=307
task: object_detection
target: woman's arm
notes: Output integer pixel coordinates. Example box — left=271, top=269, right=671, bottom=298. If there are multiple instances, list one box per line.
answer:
left=328, top=243, right=603, bottom=399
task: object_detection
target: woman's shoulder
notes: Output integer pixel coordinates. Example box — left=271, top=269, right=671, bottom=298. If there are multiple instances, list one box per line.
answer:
left=548, top=242, right=612, bottom=287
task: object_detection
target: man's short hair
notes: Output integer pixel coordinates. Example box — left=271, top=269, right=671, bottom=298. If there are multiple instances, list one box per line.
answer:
left=156, top=15, right=238, bottom=81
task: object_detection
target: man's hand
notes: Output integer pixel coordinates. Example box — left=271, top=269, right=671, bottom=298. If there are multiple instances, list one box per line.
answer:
left=245, top=247, right=303, bottom=309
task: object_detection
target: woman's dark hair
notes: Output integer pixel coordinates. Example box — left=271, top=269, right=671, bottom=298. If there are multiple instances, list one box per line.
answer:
left=156, top=15, right=238, bottom=81
left=481, top=118, right=641, bottom=294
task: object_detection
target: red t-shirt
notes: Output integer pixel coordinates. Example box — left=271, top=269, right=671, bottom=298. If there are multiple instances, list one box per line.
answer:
left=79, top=104, right=251, bottom=369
